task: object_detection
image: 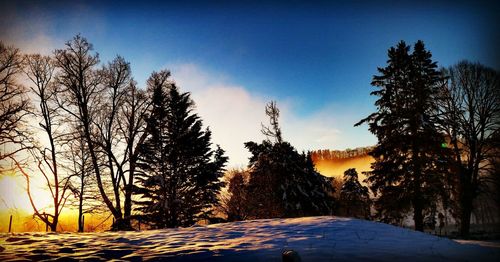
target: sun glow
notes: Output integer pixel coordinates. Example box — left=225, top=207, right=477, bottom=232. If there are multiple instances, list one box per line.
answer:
left=0, top=171, right=31, bottom=212
left=0, top=170, right=60, bottom=232
left=0, top=170, right=54, bottom=212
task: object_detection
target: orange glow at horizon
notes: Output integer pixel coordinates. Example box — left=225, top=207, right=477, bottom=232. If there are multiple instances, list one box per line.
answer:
left=0, top=171, right=54, bottom=213
left=0, top=153, right=375, bottom=232
left=314, top=155, right=374, bottom=183
left=0, top=170, right=112, bottom=232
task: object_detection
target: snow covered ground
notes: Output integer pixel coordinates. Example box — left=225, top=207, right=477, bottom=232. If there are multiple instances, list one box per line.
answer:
left=1, top=216, right=498, bottom=261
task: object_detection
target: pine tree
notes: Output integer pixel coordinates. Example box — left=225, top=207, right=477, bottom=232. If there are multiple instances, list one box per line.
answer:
left=245, top=101, right=334, bottom=218
left=135, top=70, right=227, bottom=228
left=340, top=168, right=370, bottom=219
left=356, top=41, right=448, bottom=231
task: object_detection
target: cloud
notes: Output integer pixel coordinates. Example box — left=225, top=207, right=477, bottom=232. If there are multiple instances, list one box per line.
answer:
left=169, top=63, right=372, bottom=168
left=170, top=64, right=269, bottom=168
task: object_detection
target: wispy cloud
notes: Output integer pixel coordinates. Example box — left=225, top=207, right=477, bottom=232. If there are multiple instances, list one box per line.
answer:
left=170, top=64, right=269, bottom=168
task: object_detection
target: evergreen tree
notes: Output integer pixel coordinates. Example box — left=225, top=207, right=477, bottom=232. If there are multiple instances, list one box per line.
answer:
left=339, top=168, right=370, bottom=219
left=356, top=41, right=448, bottom=231
left=135, top=70, right=227, bottom=228
left=245, top=101, right=334, bottom=218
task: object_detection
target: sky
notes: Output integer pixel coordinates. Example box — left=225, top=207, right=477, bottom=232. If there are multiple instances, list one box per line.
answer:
left=1, top=0, right=499, bottom=167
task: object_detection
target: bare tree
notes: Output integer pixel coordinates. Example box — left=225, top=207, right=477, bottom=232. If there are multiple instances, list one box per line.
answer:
left=14, top=54, right=73, bottom=231
left=93, top=56, right=150, bottom=230
left=118, top=82, right=149, bottom=228
left=52, top=35, right=124, bottom=227
left=0, top=42, right=30, bottom=166
left=438, top=61, right=500, bottom=237
left=92, top=56, right=130, bottom=229
left=261, top=101, right=282, bottom=143
left=53, top=35, right=150, bottom=230
left=63, top=127, right=96, bottom=232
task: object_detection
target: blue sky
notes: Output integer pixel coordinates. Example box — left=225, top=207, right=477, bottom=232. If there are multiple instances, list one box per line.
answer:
left=2, top=0, right=499, bottom=167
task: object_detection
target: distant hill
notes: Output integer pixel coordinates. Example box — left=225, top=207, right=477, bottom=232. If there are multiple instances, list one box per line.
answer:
left=310, top=146, right=374, bottom=181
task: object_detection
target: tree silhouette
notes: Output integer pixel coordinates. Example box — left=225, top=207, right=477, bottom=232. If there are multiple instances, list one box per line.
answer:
left=62, top=126, right=101, bottom=232
left=0, top=42, right=30, bottom=167
left=94, top=56, right=132, bottom=229
left=339, top=168, right=370, bottom=219
left=245, top=101, right=334, bottom=218
left=118, top=81, right=150, bottom=229
left=356, top=41, right=449, bottom=231
left=438, top=61, right=500, bottom=237
left=52, top=35, right=127, bottom=228
left=261, top=100, right=282, bottom=143
left=52, top=35, right=151, bottom=230
left=14, top=54, right=74, bottom=232
left=91, top=56, right=150, bottom=230
left=135, top=70, right=227, bottom=228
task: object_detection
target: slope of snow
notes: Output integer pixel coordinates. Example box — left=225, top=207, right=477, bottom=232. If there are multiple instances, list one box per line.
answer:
left=1, top=216, right=498, bottom=261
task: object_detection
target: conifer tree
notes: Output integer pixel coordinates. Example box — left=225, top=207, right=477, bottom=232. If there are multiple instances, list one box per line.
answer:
left=356, top=41, right=448, bottom=231
left=245, top=101, right=334, bottom=218
left=340, top=168, right=370, bottom=218
left=135, top=70, right=227, bottom=228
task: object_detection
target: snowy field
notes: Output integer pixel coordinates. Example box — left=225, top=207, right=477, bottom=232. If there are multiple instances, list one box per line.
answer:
left=1, top=216, right=499, bottom=261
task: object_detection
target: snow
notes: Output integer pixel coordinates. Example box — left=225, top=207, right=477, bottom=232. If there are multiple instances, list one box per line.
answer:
left=1, top=216, right=498, bottom=261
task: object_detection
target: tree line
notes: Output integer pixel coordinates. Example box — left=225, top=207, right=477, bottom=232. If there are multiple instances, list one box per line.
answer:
left=0, top=35, right=336, bottom=232
left=310, top=147, right=375, bottom=161
left=1, top=36, right=498, bottom=238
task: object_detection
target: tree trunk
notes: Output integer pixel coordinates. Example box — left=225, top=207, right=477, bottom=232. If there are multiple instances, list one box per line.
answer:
left=78, top=192, right=84, bottom=232
left=459, top=188, right=473, bottom=238
left=413, top=199, right=424, bottom=232
left=50, top=217, right=58, bottom=232
left=458, top=167, right=474, bottom=238
left=122, top=179, right=133, bottom=229
left=412, top=144, right=424, bottom=232
left=412, top=155, right=424, bottom=231
left=81, top=105, right=122, bottom=224
left=460, top=203, right=472, bottom=238
left=112, top=217, right=133, bottom=231
left=122, top=149, right=136, bottom=230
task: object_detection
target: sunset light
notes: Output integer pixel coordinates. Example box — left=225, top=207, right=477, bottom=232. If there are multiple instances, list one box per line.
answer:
left=0, top=0, right=499, bottom=261
left=0, top=171, right=53, bottom=213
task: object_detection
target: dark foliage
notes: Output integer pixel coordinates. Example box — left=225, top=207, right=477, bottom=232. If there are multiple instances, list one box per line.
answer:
left=356, top=40, right=450, bottom=231
left=135, top=71, right=227, bottom=228
left=339, top=168, right=370, bottom=219
left=243, top=101, right=334, bottom=219
left=221, top=169, right=251, bottom=222
left=245, top=140, right=335, bottom=218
